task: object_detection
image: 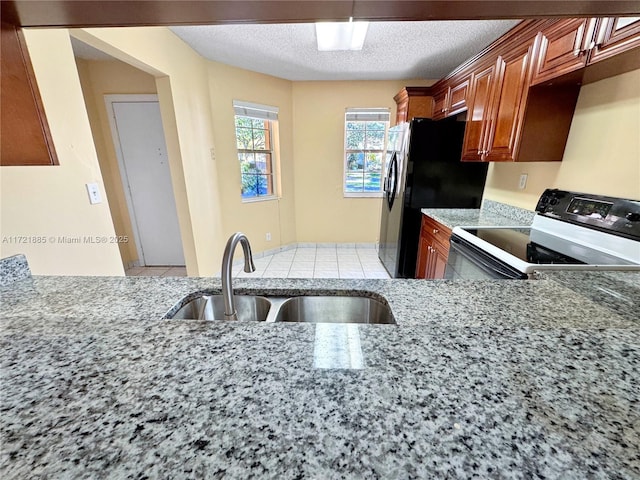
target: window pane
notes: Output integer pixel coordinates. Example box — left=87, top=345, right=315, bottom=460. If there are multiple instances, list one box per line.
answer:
left=365, top=152, right=382, bottom=172
left=236, top=127, right=253, bottom=149
left=346, top=130, right=365, bottom=150
left=239, top=152, right=255, bottom=167
left=253, top=129, right=267, bottom=150
left=365, top=129, right=385, bottom=150
left=253, top=153, right=271, bottom=173
left=345, top=172, right=364, bottom=192
left=364, top=172, right=382, bottom=191
left=346, top=121, right=365, bottom=130
left=367, top=121, right=386, bottom=130
left=252, top=118, right=266, bottom=129
left=235, top=116, right=252, bottom=128
left=346, top=152, right=364, bottom=171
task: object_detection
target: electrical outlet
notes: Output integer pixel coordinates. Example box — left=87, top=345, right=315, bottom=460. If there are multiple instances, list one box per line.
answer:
left=86, top=183, right=102, bottom=204
left=518, top=174, right=528, bottom=190
left=266, top=232, right=271, bottom=241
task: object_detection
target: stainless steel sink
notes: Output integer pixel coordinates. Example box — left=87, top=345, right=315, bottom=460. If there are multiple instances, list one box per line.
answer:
left=169, top=294, right=271, bottom=321
left=166, top=293, right=395, bottom=324
left=273, top=296, right=395, bottom=324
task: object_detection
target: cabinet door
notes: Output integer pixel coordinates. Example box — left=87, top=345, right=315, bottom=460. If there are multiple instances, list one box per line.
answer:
left=461, top=64, right=496, bottom=161
left=531, top=18, right=596, bottom=86
left=432, top=247, right=449, bottom=279
left=395, top=97, right=409, bottom=125
left=432, top=90, right=448, bottom=120
left=1, top=22, right=58, bottom=166
left=447, top=77, right=469, bottom=116
left=484, top=44, right=533, bottom=162
left=589, top=17, right=640, bottom=64
left=416, top=236, right=429, bottom=279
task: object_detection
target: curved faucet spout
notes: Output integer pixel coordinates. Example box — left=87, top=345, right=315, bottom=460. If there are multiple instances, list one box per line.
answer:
left=221, top=232, right=255, bottom=320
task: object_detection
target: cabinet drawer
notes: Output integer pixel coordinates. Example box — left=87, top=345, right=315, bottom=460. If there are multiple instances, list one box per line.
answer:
left=421, top=215, right=452, bottom=250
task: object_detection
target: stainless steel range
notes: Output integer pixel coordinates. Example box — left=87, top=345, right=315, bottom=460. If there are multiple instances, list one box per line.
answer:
left=445, top=189, right=640, bottom=280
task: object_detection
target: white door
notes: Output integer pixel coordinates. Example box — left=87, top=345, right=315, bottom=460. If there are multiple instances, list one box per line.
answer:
left=107, top=96, right=185, bottom=266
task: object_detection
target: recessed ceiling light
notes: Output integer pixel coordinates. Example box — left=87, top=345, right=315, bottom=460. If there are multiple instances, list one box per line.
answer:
left=315, top=18, right=369, bottom=51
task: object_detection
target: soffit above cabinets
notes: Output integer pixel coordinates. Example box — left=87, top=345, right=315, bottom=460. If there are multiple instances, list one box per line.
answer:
left=3, top=1, right=639, bottom=27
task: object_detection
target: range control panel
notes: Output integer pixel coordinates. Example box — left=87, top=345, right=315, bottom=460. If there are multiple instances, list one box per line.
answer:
left=535, top=189, right=640, bottom=240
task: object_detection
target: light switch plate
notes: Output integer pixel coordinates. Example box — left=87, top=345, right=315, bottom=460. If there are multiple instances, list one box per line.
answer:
left=86, top=183, right=102, bottom=204
left=518, top=174, right=528, bottom=190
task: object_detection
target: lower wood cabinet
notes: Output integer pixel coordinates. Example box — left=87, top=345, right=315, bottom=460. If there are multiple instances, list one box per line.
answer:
left=416, top=214, right=452, bottom=279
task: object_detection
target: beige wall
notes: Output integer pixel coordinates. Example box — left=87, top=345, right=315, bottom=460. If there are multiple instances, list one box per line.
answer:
left=207, top=62, right=296, bottom=255
left=484, top=69, right=640, bottom=209
left=71, top=27, right=226, bottom=276
left=292, top=79, right=432, bottom=243
left=0, top=29, right=124, bottom=276
left=75, top=59, right=158, bottom=267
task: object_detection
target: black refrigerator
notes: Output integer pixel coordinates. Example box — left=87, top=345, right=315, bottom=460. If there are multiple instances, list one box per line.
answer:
left=378, top=117, right=489, bottom=278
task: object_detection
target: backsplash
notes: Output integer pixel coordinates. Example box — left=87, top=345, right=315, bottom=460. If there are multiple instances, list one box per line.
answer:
left=482, top=199, right=536, bottom=225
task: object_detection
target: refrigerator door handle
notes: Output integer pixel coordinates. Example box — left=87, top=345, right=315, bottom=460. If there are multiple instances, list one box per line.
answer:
left=387, top=152, right=398, bottom=210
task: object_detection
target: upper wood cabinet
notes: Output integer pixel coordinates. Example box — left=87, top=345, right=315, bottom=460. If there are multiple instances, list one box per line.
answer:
left=430, top=16, right=639, bottom=163
left=532, top=17, right=640, bottom=85
left=1, top=22, right=58, bottom=166
left=590, top=17, right=640, bottom=63
left=481, top=44, right=534, bottom=162
left=431, top=89, right=448, bottom=120
left=461, top=63, right=496, bottom=161
left=463, top=38, right=580, bottom=163
left=447, top=77, right=470, bottom=116
left=393, top=87, right=433, bottom=125
left=431, top=75, right=470, bottom=120
left=531, top=19, right=597, bottom=85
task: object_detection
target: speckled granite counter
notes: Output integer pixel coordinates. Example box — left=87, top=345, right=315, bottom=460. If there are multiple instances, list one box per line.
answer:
left=422, top=199, right=536, bottom=229
left=1, top=270, right=638, bottom=478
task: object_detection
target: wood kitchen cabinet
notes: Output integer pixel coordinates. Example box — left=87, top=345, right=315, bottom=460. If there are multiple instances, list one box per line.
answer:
left=460, top=62, right=496, bottom=161
left=531, top=18, right=597, bottom=86
left=462, top=35, right=580, bottom=163
left=1, top=22, right=58, bottom=166
left=431, top=89, right=448, bottom=120
left=532, top=17, right=640, bottom=85
left=393, top=87, right=433, bottom=125
left=462, top=43, right=536, bottom=162
left=589, top=17, right=640, bottom=63
left=431, top=75, right=470, bottom=120
left=416, top=214, right=452, bottom=279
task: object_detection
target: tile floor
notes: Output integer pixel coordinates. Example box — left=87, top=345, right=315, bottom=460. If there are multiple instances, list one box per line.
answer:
left=125, top=245, right=390, bottom=279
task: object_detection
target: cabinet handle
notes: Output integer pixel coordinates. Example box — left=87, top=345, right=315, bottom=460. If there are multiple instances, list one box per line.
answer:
left=433, top=229, right=439, bottom=234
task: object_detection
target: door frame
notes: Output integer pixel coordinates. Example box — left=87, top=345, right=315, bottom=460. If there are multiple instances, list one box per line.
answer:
left=104, top=93, right=169, bottom=267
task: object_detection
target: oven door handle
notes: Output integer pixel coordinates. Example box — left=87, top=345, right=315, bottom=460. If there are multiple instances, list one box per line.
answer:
left=449, top=236, right=529, bottom=280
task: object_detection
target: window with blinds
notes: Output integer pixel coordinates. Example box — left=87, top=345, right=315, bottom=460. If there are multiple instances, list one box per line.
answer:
left=343, top=108, right=390, bottom=196
left=233, top=100, right=279, bottom=200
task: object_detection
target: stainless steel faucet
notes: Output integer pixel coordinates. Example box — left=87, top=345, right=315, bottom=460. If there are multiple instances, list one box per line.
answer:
left=221, top=232, right=256, bottom=320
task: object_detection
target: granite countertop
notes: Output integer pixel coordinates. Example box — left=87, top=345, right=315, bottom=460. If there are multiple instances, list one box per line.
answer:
left=1, top=271, right=639, bottom=479
left=422, top=199, right=536, bottom=229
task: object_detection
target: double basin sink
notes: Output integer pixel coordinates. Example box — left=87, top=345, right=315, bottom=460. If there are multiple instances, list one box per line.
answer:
left=165, top=293, right=395, bottom=324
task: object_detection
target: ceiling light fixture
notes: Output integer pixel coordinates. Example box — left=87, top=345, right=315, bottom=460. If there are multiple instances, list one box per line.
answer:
left=315, top=17, right=369, bottom=51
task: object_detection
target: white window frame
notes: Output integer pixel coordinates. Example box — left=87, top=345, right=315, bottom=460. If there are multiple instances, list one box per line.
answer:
left=233, top=100, right=280, bottom=203
left=343, top=108, right=390, bottom=198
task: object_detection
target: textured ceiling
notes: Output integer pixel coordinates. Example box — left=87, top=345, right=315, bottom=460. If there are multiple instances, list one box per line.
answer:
left=169, top=20, right=520, bottom=81
left=71, top=21, right=521, bottom=80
